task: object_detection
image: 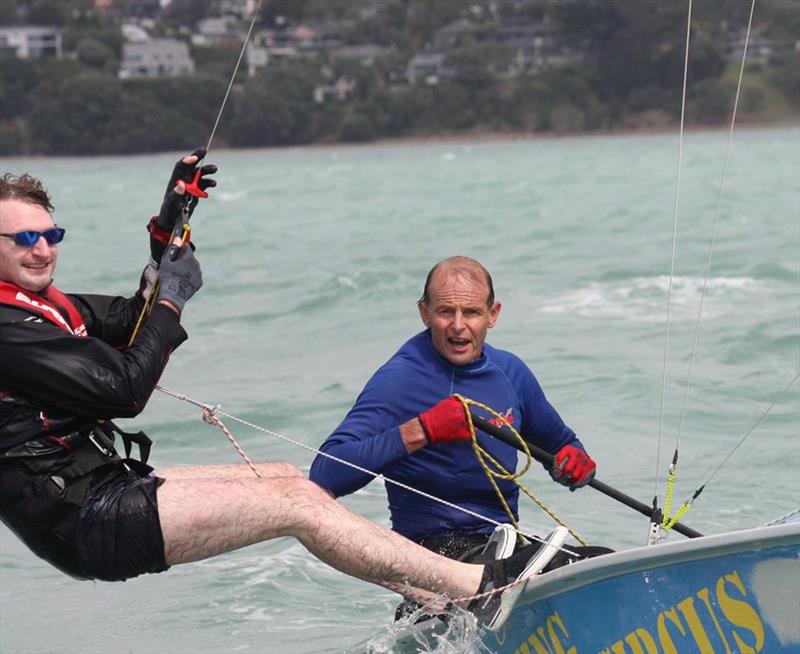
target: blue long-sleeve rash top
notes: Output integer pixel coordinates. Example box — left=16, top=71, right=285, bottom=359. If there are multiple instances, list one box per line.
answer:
left=309, top=330, right=582, bottom=541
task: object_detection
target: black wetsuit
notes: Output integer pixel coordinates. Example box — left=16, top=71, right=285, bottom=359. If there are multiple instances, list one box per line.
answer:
left=0, top=283, right=186, bottom=580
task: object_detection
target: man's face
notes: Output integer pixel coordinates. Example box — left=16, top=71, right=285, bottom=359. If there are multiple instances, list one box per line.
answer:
left=418, top=270, right=501, bottom=366
left=0, top=199, right=59, bottom=292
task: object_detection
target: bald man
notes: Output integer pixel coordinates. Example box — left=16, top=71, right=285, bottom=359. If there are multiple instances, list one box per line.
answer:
left=310, top=257, right=596, bottom=562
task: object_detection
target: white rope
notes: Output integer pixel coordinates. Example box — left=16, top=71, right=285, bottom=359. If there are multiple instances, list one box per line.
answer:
left=673, top=0, right=757, bottom=454
left=155, top=385, right=578, bottom=555
left=654, top=0, right=693, bottom=499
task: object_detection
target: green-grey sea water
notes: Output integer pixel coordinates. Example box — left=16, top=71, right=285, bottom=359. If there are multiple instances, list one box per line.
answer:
left=1, top=128, right=798, bottom=654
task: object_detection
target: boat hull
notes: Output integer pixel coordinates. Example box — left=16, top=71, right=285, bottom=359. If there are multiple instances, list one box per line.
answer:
left=488, top=523, right=799, bottom=654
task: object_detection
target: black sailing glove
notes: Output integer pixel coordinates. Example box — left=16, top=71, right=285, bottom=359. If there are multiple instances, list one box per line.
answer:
left=157, top=147, right=217, bottom=231
left=149, top=148, right=217, bottom=261
left=157, top=244, right=203, bottom=314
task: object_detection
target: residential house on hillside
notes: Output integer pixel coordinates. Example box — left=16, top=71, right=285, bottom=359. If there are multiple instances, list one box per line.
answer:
left=192, top=16, right=246, bottom=47
left=433, top=18, right=482, bottom=51
left=281, top=22, right=348, bottom=53
left=94, top=0, right=160, bottom=20
left=406, top=51, right=450, bottom=85
left=245, top=22, right=350, bottom=75
left=119, top=39, right=195, bottom=78
left=493, top=21, right=578, bottom=74
left=314, top=76, right=356, bottom=103
left=121, top=23, right=149, bottom=43
left=219, top=0, right=259, bottom=20
left=726, top=28, right=776, bottom=65
left=330, top=44, right=388, bottom=66
left=0, top=25, right=62, bottom=58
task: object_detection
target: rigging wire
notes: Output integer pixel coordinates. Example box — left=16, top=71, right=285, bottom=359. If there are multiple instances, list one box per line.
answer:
left=202, top=0, right=265, bottom=157
left=654, top=0, right=693, bottom=502
left=653, top=0, right=763, bottom=538
left=672, top=0, right=757, bottom=461
left=129, top=0, right=264, bottom=345
left=693, top=371, right=800, bottom=493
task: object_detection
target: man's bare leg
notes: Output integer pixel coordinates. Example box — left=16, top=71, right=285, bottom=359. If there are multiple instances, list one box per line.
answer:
left=157, top=470, right=483, bottom=605
left=156, top=462, right=304, bottom=480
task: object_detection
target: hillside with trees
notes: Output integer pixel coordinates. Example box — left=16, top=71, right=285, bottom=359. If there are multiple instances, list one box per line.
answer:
left=0, top=0, right=797, bottom=156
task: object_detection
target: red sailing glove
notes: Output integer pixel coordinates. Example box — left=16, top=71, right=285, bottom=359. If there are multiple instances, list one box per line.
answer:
left=418, top=397, right=472, bottom=445
left=550, top=444, right=596, bottom=491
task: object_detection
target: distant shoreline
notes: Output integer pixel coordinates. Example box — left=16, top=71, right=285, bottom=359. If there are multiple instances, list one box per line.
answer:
left=2, top=121, right=796, bottom=161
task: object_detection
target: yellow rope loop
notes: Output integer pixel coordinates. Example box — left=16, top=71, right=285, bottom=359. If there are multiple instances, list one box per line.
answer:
left=661, top=465, right=678, bottom=529
left=452, top=394, right=587, bottom=546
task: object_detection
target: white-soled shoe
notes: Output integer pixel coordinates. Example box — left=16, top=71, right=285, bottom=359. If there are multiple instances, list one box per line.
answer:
left=473, top=523, right=517, bottom=563
left=470, top=526, right=569, bottom=632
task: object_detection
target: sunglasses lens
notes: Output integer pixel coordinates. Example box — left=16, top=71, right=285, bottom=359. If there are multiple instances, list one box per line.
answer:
left=43, top=228, right=65, bottom=245
left=14, top=231, right=40, bottom=246
left=9, top=228, right=65, bottom=246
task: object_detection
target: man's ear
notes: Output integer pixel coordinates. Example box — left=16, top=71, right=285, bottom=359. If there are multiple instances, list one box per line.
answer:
left=418, top=301, right=430, bottom=327
left=488, top=301, right=501, bottom=328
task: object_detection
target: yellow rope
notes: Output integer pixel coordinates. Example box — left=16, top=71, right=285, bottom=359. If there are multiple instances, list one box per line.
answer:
left=128, top=279, right=158, bottom=346
left=660, top=462, right=693, bottom=533
left=452, top=394, right=588, bottom=546
left=662, top=464, right=676, bottom=525
left=129, top=223, right=190, bottom=346
left=664, top=501, right=693, bottom=531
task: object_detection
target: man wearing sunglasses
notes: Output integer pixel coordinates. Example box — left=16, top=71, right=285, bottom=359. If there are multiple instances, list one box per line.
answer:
left=0, top=161, right=568, bottom=632
left=0, top=157, right=210, bottom=582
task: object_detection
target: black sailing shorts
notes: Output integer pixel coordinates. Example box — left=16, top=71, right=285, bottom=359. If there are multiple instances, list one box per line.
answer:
left=0, top=441, right=168, bottom=582
left=77, top=465, right=169, bottom=581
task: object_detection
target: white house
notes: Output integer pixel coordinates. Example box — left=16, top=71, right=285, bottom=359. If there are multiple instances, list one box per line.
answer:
left=119, top=38, right=195, bottom=78
left=0, top=25, right=62, bottom=58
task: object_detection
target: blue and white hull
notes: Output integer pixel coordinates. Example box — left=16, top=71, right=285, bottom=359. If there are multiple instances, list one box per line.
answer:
left=487, top=522, right=799, bottom=654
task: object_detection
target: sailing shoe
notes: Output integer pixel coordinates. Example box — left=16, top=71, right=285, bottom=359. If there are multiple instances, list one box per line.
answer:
left=469, top=526, right=569, bottom=631
left=471, top=524, right=517, bottom=564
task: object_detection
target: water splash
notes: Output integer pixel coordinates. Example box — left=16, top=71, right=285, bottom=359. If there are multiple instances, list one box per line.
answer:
left=362, top=605, right=491, bottom=654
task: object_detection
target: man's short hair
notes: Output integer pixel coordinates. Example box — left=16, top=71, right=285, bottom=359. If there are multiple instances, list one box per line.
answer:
left=0, top=173, right=54, bottom=213
left=419, top=256, right=495, bottom=308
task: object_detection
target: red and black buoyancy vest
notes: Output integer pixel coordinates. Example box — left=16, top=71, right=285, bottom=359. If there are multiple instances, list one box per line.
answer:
left=0, top=281, right=87, bottom=336
left=0, top=281, right=92, bottom=453
left=0, top=281, right=153, bottom=462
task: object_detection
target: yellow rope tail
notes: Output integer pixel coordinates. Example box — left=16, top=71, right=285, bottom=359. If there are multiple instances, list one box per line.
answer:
left=664, top=501, right=693, bottom=531
left=128, top=279, right=159, bottom=346
left=659, top=459, right=694, bottom=533
left=128, top=223, right=190, bottom=346
left=453, top=394, right=587, bottom=546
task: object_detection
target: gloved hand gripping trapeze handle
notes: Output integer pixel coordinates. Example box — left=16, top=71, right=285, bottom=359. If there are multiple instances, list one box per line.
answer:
left=167, top=169, right=209, bottom=261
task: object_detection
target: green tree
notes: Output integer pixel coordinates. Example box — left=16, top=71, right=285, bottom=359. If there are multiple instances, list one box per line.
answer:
left=228, top=64, right=318, bottom=146
left=445, top=41, right=510, bottom=90
left=339, top=110, right=375, bottom=142
left=26, top=0, right=71, bottom=25
left=124, top=76, right=230, bottom=149
left=76, top=37, right=117, bottom=72
left=690, top=78, right=735, bottom=124
left=549, top=103, right=586, bottom=133
left=0, top=54, right=40, bottom=119
left=28, top=74, right=124, bottom=154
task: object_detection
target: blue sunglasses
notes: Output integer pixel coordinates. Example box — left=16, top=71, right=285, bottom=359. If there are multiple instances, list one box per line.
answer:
left=0, top=227, right=66, bottom=247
